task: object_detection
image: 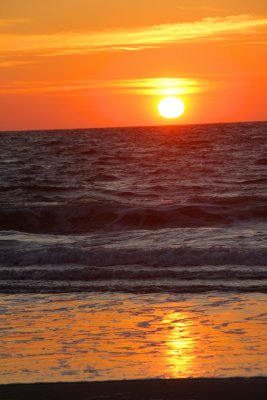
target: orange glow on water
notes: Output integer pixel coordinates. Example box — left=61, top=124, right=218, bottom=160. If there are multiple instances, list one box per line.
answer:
left=162, top=312, right=196, bottom=376
left=0, top=293, right=266, bottom=383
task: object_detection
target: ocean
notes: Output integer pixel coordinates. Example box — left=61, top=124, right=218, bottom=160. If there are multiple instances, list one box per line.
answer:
left=0, top=121, right=266, bottom=383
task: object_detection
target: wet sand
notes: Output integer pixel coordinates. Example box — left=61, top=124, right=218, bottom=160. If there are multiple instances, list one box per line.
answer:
left=1, top=378, right=267, bottom=400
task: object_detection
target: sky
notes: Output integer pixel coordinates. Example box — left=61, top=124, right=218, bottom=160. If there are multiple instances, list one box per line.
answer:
left=0, top=0, right=267, bottom=130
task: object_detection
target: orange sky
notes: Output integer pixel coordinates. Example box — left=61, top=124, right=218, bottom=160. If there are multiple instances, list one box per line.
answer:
left=0, top=0, right=267, bottom=130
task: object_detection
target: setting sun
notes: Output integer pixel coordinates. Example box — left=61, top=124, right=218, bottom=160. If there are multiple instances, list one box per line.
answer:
left=158, top=97, right=185, bottom=119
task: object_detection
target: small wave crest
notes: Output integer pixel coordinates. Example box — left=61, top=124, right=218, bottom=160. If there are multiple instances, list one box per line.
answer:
left=0, top=279, right=266, bottom=294
left=1, top=245, right=266, bottom=268
left=0, top=265, right=266, bottom=282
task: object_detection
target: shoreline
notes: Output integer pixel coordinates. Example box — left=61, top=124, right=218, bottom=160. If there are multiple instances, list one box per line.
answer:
left=1, top=378, right=267, bottom=400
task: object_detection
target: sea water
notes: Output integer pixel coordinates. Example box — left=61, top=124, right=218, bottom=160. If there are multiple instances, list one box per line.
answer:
left=0, top=122, right=266, bottom=383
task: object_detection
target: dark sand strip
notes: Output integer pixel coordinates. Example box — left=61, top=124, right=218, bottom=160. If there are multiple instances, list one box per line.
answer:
left=0, top=378, right=267, bottom=400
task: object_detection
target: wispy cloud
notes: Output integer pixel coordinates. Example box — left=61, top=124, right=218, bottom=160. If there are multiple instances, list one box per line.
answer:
left=0, top=77, right=209, bottom=95
left=0, top=60, right=34, bottom=68
left=0, top=18, right=30, bottom=28
left=0, top=15, right=266, bottom=56
left=116, top=77, right=211, bottom=95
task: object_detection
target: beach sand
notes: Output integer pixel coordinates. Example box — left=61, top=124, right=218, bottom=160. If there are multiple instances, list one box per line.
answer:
left=1, top=378, right=267, bottom=400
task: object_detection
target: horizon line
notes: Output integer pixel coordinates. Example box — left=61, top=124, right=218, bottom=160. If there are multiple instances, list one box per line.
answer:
left=0, top=119, right=266, bottom=134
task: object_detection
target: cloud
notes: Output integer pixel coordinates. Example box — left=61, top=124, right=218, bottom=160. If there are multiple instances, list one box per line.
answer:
left=0, top=60, right=34, bottom=68
left=0, top=77, right=209, bottom=95
left=0, top=18, right=30, bottom=28
left=0, top=14, right=266, bottom=57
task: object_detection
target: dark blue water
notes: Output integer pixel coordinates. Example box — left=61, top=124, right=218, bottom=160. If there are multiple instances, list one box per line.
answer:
left=0, top=122, right=266, bottom=293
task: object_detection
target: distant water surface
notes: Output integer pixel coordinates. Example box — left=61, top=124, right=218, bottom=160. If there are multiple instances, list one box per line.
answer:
left=0, top=122, right=266, bottom=382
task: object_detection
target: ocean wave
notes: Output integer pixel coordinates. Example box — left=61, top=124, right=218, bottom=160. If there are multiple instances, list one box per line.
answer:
left=256, top=158, right=267, bottom=165
left=1, top=245, right=266, bottom=267
left=0, top=265, right=266, bottom=282
left=0, top=196, right=266, bottom=233
left=0, top=184, right=79, bottom=193
left=0, top=279, right=266, bottom=294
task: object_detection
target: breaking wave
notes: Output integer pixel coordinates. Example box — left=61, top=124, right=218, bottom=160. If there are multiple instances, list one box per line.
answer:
left=0, top=265, right=267, bottom=282
left=0, top=196, right=266, bottom=234
left=1, top=242, right=266, bottom=267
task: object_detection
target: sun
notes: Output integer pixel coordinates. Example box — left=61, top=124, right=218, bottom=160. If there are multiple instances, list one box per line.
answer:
left=158, top=96, right=185, bottom=119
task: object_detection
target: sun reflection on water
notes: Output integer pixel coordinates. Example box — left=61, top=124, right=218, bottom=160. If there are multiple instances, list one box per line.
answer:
left=163, top=312, right=196, bottom=377
left=0, top=294, right=267, bottom=383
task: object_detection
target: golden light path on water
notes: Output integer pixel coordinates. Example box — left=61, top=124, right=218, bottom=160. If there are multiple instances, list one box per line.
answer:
left=0, top=293, right=266, bottom=383
left=163, top=312, right=196, bottom=376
